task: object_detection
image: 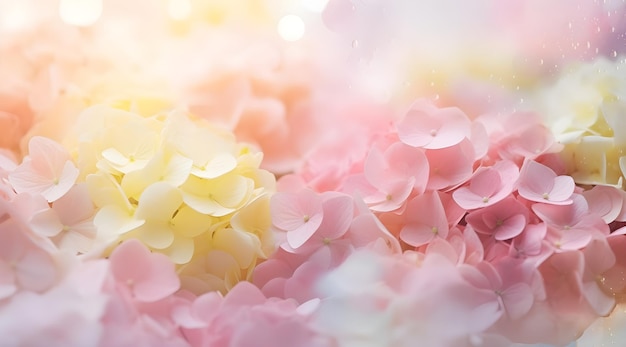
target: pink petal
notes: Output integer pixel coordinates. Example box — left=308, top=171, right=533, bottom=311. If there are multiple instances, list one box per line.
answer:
left=287, top=215, right=324, bottom=249
left=439, top=191, right=466, bottom=227
left=494, top=214, right=527, bottom=241
left=400, top=192, right=449, bottom=247
left=510, top=223, right=550, bottom=262
left=470, top=121, right=489, bottom=160
left=52, top=183, right=95, bottom=225
left=463, top=225, right=485, bottom=265
left=459, top=264, right=491, bottom=289
left=8, top=162, right=52, bottom=195
left=400, top=224, right=436, bottom=247
left=583, top=238, right=616, bottom=275
left=364, top=178, right=414, bottom=212
left=383, top=142, right=430, bottom=194
left=425, top=139, right=475, bottom=191
left=469, top=168, right=501, bottom=199
left=547, top=175, right=575, bottom=202
left=110, top=239, right=152, bottom=283
left=27, top=136, right=71, bottom=178
left=9, top=137, right=78, bottom=202
left=271, top=191, right=323, bottom=233
left=559, top=228, right=593, bottom=250
left=425, top=107, right=472, bottom=149
left=317, top=194, right=354, bottom=240
left=42, top=161, right=79, bottom=202
left=583, top=185, right=623, bottom=224
left=134, top=256, right=180, bottom=302
left=29, top=208, right=63, bottom=237
left=397, top=106, right=443, bottom=148
left=15, top=247, right=58, bottom=292
left=0, top=261, right=16, bottom=299
left=502, top=282, right=534, bottom=319
left=426, top=238, right=459, bottom=263
left=110, top=239, right=179, bottom=302
left=362, top=146, right=388, bottom=189
left=582, top=281, right=615, bottom=316
left=476, top=261, right=503, bottom=289
left=517, top=160, right=556, bottom=202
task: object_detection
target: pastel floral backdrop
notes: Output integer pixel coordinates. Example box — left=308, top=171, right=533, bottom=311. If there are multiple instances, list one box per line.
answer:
left=2, top=0, right=626, bottom=346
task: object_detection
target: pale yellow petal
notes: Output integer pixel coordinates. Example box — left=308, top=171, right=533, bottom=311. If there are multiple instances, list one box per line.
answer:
left=212, top=227, right=258, bottom=269
left=135, top=182, right=183, bottom=221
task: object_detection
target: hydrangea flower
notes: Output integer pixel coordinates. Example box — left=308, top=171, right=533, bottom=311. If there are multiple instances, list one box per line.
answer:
left=66, top=104, right=276, bottom=293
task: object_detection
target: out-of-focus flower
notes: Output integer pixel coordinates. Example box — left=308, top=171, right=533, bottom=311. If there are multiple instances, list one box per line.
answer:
left=173, top=281, right=330, bottom=347
left=529, top=57, right=626, bottom=187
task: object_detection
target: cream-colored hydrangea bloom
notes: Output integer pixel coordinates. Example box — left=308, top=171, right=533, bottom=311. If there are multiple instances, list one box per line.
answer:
left=68, top=103, right=275, bottom=293
left=532, top=57, right=626, bottom=188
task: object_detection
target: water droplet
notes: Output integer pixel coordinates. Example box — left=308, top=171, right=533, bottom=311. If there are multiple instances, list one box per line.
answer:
left=614, top=50, right=618, bottom=58
left=568, top=22, right=572, bottom=29
left=351, top=39, right=359, bottom=48
left=587, top=41, right=591, bottom=49
left=540, top=58, right=544, bottom=65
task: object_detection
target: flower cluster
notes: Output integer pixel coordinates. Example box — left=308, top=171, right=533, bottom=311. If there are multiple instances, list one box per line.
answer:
left=3, top=0, right=626, bottom=346
left=68, top=104, right=275, bottom=293
left=276, top=99, right=626, bottom=345
left=0, top=102, right=276, bottom=296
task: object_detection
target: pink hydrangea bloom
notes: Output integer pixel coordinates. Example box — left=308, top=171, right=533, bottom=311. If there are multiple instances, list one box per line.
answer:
left=517, top=159, right=575, bottom=205
left=174, top=281, right=329, bottom=347
left=109, top=239, right=180, bottom=303
left=8, top=136, right=78, bottom=202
